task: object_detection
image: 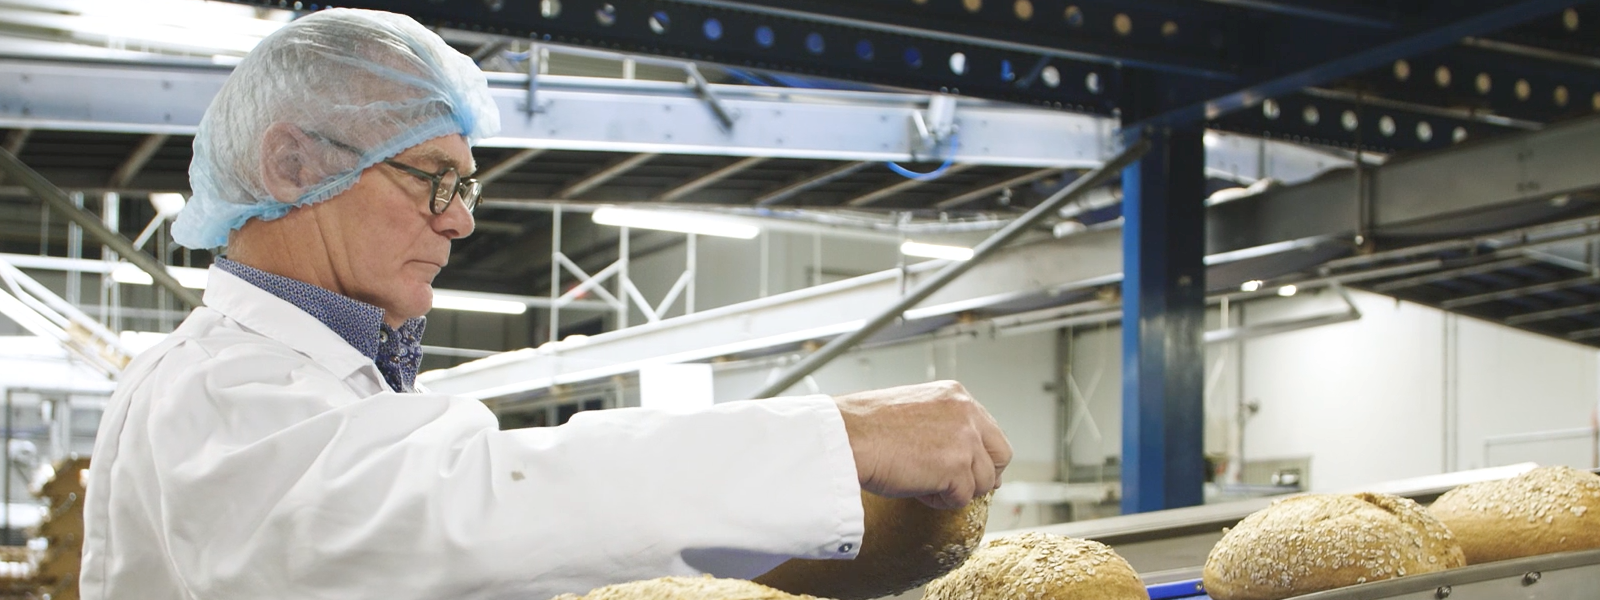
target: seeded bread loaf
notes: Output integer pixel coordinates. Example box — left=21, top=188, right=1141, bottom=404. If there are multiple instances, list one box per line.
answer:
left=1203, top=493, right=1465, bottom=600
left=753, top=491, right=991, bottom=600
left=551, top=575, right=819, bottom=600
left=923, top=532, right=1148, bottom=600
left=1428, top=465, right=1600, bottom=564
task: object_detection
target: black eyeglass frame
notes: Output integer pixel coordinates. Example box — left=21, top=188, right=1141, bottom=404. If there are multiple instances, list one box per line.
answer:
left=305, top=131, right=482, bottom=215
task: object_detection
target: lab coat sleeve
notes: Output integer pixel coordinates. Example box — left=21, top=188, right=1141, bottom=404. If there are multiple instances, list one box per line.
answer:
left=142, top=342, right=864, bottom=600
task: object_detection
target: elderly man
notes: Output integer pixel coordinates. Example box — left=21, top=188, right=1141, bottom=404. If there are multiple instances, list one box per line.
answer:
left=81, top=9, right=1011, bottom=600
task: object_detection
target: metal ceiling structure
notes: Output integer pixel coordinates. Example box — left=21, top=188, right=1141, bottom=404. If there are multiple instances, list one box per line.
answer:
left=0, top=55, right=1345, bottom=295
left=214, top=1, right=1597, bottom=152
left=3, top=0, right=1600, bottom=512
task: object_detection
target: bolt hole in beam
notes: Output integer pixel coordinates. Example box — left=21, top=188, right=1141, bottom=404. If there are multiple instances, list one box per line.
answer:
left=1014, top=0, right=1033, bottom=21
left=1362, top=46, right=1598, bottom=125
left=438, top=0, right=1143, bottom=113
left=1218, top=88, right=1513, bottom=152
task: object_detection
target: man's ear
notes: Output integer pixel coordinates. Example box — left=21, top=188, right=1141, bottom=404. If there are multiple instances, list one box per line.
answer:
left=259, top=123, right=315, bottom=205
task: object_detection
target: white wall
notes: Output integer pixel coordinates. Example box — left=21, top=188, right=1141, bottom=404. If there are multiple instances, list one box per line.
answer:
left=1453, top=315, right=1597, bottom=470
left=1237, top=291, right=1449, bottom=491
left=1066, top=289, right=1599, bottom=495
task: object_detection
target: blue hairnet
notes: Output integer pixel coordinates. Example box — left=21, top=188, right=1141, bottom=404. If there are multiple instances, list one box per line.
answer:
left=173, top=8, right=500, bottom=249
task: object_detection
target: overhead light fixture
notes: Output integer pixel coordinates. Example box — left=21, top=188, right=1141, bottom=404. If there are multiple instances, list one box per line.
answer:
left=592, top=207, right=760, bottom=239
left=901, top=241, right=974, bottom=261
left=111, top=264, right=207, bottom=289
left=18, top=0, right=291, bottom=55
left=1278, top=285, right=1299, bottom=297
left=1240, top=280, right=1263, bottom=293
left=432, top=292, right=528, bottom=315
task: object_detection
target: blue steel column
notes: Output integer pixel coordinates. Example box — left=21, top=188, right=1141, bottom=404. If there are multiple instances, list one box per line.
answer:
left=1119, top=116, right=1207, bottom=513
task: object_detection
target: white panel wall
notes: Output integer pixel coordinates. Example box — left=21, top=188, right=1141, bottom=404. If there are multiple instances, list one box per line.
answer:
left=1066, top=289, right=1598, bottom=494
left=1454, top=316, right=1597, bottom=470
left=1237, top=291, right=1448, bottom=491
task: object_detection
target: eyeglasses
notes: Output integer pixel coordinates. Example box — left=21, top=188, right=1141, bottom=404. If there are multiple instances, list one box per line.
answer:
left=306, top=131, right=482, bottom=215
left=382, top=159, right=483, bottom=216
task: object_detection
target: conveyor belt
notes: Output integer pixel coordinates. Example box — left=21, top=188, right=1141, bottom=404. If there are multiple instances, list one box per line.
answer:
left=889, top=465, right=1589, bottom=600
left=1140, top=548, right=1600, bottom=600
left=998, top=464, right=1544, bottom=574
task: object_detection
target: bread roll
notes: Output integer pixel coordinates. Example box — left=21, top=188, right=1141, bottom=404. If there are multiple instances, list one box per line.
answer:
left=1428, top=465, right=1600, bottom=564
left=1203, top=493, right=1464, bottom=600
left=551, top=575, right=818, bottom=600
left=923, top=532, right=1148, bottom=600
left=753, top=491, right=991, bottom=600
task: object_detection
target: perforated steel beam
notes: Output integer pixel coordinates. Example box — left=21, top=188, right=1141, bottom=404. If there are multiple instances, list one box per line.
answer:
left=1210, top=114, right=1600, bottom=256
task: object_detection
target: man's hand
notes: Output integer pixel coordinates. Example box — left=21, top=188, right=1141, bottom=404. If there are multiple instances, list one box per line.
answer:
left=834, top=381, right=1012, bottom=510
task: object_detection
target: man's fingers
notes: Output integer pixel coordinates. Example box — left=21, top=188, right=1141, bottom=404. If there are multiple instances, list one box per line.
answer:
left=977, top=415, right=1013, bottom=471
left=972, top=451, right=997, bottom=496
left=946, top=469, right=978, bottom=509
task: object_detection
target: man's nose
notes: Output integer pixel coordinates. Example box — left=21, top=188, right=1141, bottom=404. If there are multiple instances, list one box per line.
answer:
left=434, top=196, right=475, bottom=239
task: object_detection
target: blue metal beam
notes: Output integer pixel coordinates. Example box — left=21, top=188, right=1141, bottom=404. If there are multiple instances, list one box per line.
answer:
left=1120, top=73, right=1208, bottom=512
left=1133, top=0, right=1586, bottom=131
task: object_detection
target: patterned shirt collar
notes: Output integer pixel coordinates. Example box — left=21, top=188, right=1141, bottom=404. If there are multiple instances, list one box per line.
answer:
left=214, top=258, right=426, bottom=393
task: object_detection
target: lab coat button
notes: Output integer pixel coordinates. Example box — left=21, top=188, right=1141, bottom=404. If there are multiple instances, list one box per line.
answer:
left=838, top=543, right=853, bottom=553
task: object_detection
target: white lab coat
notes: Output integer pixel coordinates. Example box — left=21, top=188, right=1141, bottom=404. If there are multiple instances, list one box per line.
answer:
left=81, top=267, right=865, bottom=600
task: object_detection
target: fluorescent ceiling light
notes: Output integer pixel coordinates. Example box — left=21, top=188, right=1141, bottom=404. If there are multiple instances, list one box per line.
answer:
left=901, top=241, right=974, bottom=261
left=1240, top=280, right=1263, bottom=292
left=432, top=292, right=528, bottom=315
left=103, top=261, right=530, bottom=314
left=1, top=0, right=291, bottom=55
left=111, top=264, right=207, bottom=289
left=1278, top=285, right=1299, bottom=297
left=592, top=208, right=760, bottom=239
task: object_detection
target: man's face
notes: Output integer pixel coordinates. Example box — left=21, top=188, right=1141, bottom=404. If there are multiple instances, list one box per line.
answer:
left=311, top=134, right=476, bottom=324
